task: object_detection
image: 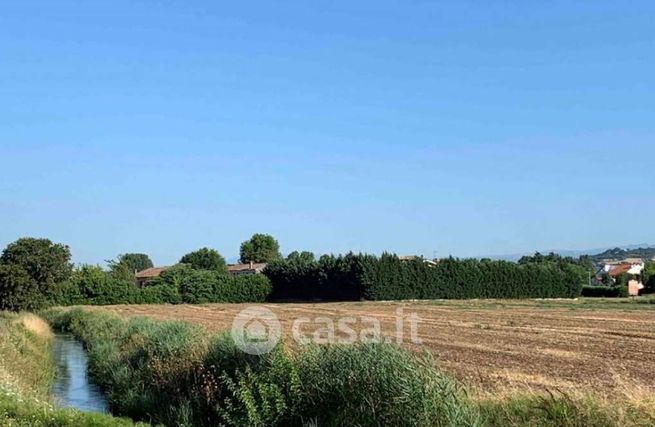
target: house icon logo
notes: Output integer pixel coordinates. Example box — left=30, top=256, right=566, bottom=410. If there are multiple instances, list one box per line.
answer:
left=231, top=306, right=282, bottom=355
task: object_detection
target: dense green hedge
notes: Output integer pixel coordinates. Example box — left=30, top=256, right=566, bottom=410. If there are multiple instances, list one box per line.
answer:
left=581, top=286, right=629, bottom=298
left=363, top=255, right=585, bottom=300
left=177, top=269, right=272, bottom=304
left=43, top=309, right=476, bottom=427
left=264, top=253, right=585, bottom=301
left=264, top=253, right=372, bottom=301
left=58, top=264, right=272, bottom=306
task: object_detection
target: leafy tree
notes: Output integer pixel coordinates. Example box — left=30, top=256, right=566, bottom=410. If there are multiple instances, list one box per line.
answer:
left=180, top=248, right=227, bottom=273
left=59, top=264, right=138, bottom=305
left=72, top=265, right=108, bottom=298
left=107, top=252, right=154, bottom=281
left=0, top=264, right=39, bottom=310
left=0, top=237, right=72, bottom=310
left=111, top=253, right=153, bottom=273
left=287, top=251, right=315, bottom=263
left=239, top=233, right=282, bottom=263
left=518, top=251, right=594, bottom=285
left=148, top=263, right=194, bottom=288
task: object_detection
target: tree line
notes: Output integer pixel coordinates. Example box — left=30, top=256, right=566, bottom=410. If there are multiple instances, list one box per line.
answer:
left=0, top=235, right=278, bottom=311
left=2, top=235, right=648, bottom=311
left=264, top=252, right=586, bottom=301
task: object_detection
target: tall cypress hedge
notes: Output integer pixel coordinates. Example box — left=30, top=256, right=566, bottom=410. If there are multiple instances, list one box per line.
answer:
left=264, top=253, right=373, bottom=301
left=264, top=253, right=584, bottom=301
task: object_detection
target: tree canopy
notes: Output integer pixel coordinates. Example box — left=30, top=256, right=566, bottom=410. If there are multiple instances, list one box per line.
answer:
left=239, top=233, right=282, bottom=263
left=287, top=251, right=316, bottom=263
left=107, top=253, right=154, bottom=281
left=116, top=253, right=153, bottom=272
left=0, top=237, right=72, bottom=310
left=180, top=248, right=227, bottom=273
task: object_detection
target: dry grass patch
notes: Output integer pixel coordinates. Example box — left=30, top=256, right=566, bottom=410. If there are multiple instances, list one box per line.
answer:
left=17, top=313, right=53, bottom=339
left=0, top=312, right=55, bottom=398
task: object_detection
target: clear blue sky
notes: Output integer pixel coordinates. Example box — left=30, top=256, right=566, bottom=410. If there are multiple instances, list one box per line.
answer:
left=1, top=1, right=653, bottom=266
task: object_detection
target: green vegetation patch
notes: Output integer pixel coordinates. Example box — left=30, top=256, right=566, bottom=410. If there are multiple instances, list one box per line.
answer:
left=0, top=312, right=146, bottom=427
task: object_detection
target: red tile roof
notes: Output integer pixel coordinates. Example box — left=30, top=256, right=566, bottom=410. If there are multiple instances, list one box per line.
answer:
left=607, top=263, right=631, bottom=277
left=135, top=266, right=169, bottom=279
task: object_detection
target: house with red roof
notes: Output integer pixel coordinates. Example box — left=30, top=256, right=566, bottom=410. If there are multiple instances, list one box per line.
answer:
left=599, top=260, right=645, bottom=295
left=134, top=266, right=169, bottom=287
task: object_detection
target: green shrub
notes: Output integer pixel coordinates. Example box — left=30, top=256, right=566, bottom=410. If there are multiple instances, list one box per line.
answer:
left=199, top=335, right=302, bottom=426
left=56, top=265, right=140, bottom=306
left=53, top=263, right=271, bottom=306
left=178, top=270, right=272, bottom=304
left=222, top=275, right=272, bottom=303
left=179, top=270, right=217, bottom=303
left=140, top=283, right=182, bottom=304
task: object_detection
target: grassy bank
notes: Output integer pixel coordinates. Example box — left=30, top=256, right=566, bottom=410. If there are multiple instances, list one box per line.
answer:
left=42, top=307, right=655, bottom=427
left=43, top=308, right=478, bottom=427
left=0, top=312, right=146, bottom=426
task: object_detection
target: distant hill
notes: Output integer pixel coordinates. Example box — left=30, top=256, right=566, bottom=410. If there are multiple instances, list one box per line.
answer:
left=588, top=246, right=655, bottom=263
left=484, top=244, right=655, bottom=263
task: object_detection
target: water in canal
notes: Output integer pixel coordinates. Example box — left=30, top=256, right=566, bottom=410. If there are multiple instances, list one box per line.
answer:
left=51, top=333, right=109, bottom=413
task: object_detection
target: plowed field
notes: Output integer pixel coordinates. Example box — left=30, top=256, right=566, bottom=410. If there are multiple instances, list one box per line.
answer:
left=88, top=299, right=655, bottom=393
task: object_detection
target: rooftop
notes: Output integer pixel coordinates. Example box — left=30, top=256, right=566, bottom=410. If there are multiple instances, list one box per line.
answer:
left=607, top=263, right=632, bottom=277
left=135, top=266, right=169, bottom=279
left=227, top=262, right=267, bottom=272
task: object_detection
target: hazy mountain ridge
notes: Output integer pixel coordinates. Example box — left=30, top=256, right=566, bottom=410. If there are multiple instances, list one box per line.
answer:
left=484, top=244, right=655, bottom=262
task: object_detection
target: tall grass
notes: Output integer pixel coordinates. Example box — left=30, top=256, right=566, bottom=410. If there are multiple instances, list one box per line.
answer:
left=293, top=344, right=478, bottom=427
left=0, top=311, right=146, bottom=426
left=477, top=388, right=655, bottom=427
left=43, top=308, right=480, bottom=427
left=0, top=312, right=55, bottom=399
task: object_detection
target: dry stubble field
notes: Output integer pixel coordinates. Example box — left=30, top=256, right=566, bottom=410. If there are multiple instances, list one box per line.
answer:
left=88, top=299, right=655, bottom=394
